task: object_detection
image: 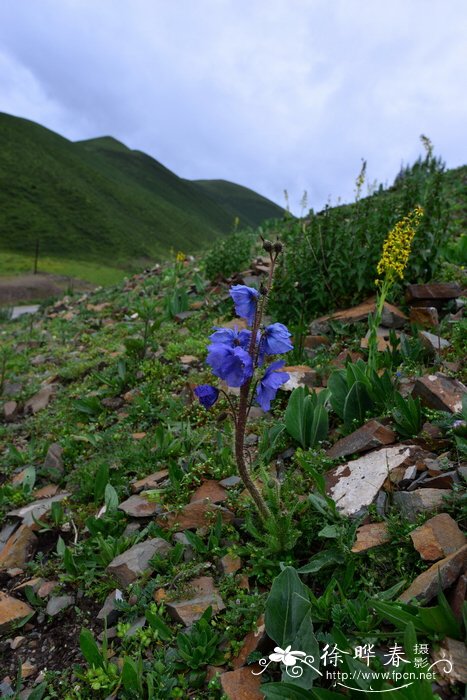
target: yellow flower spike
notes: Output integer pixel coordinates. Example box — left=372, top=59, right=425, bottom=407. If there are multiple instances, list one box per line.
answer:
left=376, top=206, right=424, bottom=283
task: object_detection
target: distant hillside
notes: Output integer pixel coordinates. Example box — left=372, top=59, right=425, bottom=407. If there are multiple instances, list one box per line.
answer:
left=0, top=113, right=284, bottom=266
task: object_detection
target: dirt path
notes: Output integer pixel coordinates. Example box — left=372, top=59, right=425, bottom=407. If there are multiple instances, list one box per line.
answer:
left=0, top=273, right=93, bottom=304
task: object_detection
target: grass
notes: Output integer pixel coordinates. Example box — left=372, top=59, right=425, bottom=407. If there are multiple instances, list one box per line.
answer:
left=0, top=250, right=126, bottom=286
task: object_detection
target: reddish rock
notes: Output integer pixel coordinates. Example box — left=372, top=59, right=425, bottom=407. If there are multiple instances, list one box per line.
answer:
left=180, top=355, right=198, bottom=364
left=107, top=538, right=172, bottom=587
left=20, top=660, right=37, bottom=679
left=351, top=522, right=390, bottom=553
left=131, top=432, right=147, bottom=440
left=160, top=500, right=234, bottom=530
left=0, top=592, right=34, bottom=633
left=32, top=484, right=60, bottom=499
left=190, top=480, right=227, bottom=504
left=312, top=298, right=406, bottom=328
left=431, top=638, right=467, bottom=684
left=3, top=401, right=19, bottom=422
left=398, top=544, right=467, bottom=603
left=419, top=331, right=450, bottom=353
left=412, top=373, right=466, bottom=413
left=448, top=574, right=467, bottom=621
left=406, top=283, right=462, bottom=302
left=325, top=445, right=415, bottom=517
left=219, top=553, right=242, bottom=575
left=304, top=335, right=330, bottom=349
left=166, top=576, right=225, bottom=626
left=24, top=385, right=54, bottom=414
left=37, top=580, right=60, bottom=598
left=327, top=420, right=396, bottom=459
left=0, top=525, right=37, bottom=570
left=130, top=470, right=169, bottom=493
left=118, top=494, right=161, bottom=518
left=331, top=350, right=364, bottom=368
left=281, top=365, right=320, bottom=391
left=393, top=489, right=447, bottom=522
left=43, top=442, right=64, bottom=481
left=7, top=493, right=70, bottom=529
left=360, top=327, right=400, bottom=351
left=220, top=666, right=263, bottom=699
left=409, top=306, right=439, bottom=327
left=232, top=616, right=267, bottom=669
left=410, top=514, right=465, bottom=561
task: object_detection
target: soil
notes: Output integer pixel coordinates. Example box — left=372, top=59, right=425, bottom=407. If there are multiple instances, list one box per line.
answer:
left=0, top=273, right=93, bottom=305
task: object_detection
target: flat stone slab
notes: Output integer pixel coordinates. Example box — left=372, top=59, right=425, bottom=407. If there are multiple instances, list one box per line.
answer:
left=0, top=525, right=37, bottom=570
left=166, top=576, right=225, bottom=626
left=431, top=638, right=467, bottom=684
left=351, top=522, right=390, bottom=553
left=393, top=489, right=448, bottom=523
left=412, top=373, right=466, bottom=413
left=8, top=493, right=70, bottom=528
left=46, top=594, right=75, bottom=616
left=118, top=494, right=161, bottom=518
left=398, top=544, right=467, bottom=603
left=311, top=298, right=407, bottom=329
left=232, top=616, right=267, bottom=669
left=107, top=538, right=172, bottom=587
left=220, top=666, right=263, bottom=699
left=419, top=331, right=450, bottom=353
left=409, top=513, right=466, bottom=561
left=281, top=365, right=320, bottom=391
left=130, top=470, right=169, bottom=493
left=0, top=592, right=34, bottom=633
left=325, top=445, right=414, bottom=517
left=160, top=500, right=234, bottom=530
left=406, top=283, right=462, bottom=301
left=24, top=385, right=55, bottom=414
left=190, top=480, right=227, bottom=504
left=327, top=420, right=396, bottom=459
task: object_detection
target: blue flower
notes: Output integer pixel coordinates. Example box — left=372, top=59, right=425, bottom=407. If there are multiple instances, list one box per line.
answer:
left=262, top=323, right=293, bottom=355
left=256, top=360, right=289, bottom=411
left=230, top=285, right=260, bottom=326
left=207, top=344, right=253, bottom=387
left=194, top=385, right=219, bottom=408
left=209, top=326, right=252, bottom=351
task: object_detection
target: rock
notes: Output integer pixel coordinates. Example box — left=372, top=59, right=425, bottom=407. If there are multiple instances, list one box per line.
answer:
left=281, top=365, right=321, bottom=391
left=190, top=480, right=227, bottom=504
left=32, top=484, right=60, bottom=499
left=327, top=420, right=396, bottom=459
left=331, top=350, right=364, bottom=368
left=220, top=666, right=263, bottom=699
left=173, top=532, right=195, bottom=562
left=20, top=660, right=36, bottom=679
left=360, top=327, right=400, bottom=351
left=101, top=397, right=124, bottom=410
left=12, top=577, right=43, bottom=594
left=0, top=522, right=19, bottom=554
left=219, top=554, right=242, bottom=575
left=406, top=283, right=463, bottom=302
left=2, top=381, right=22, bottom=397
left=7, top=493, right=70, bottom=529
left=409, top=306, right=439, bottom=327
left=107, top=538, right=172, bottom=587
left=24, top=385, right=54, bottom=414
left=232, top=616, right=267, bottom=669
left=398, top=544, right=467, bottom=603
left=130, top=470, right=169, bottom=493
left=431, top=638, right=467, bottom=684
left=409, top=513, right=465, bottom=561
left=412, top=373, right=466, bottom=413
left=131, top=432, right=146, bottom=440
left=43, top=443, right=64, bottom=481
left=393, top=489, right=447, bottom=522
left=219, top=476, right=242, bottom=488
left=0, top=525, right=37, bottom=570
left=31, top=354, right=46, bottom=366
left=46, top=594, right=74, bottom=616
left=37, top=580, right=59, bottom=598
left=448, top=574, right=467, bottom=621
left=304, top=335, right=330, bottom=350
left=174, top=311, right=197, bottom=323
left=311, top=298, right=407, bottom=329
left=160, top=501, right=234, bottom=530
left=10, top=635, right=25, bottom=650
left=118, top=494, right=161, bottom=518
left=3, top=401, right=19, bottom=422
left=0, top=592, right=34, bottom=633
left=97, top=589, right=123, bottom=626
left=180, top=355, right=198, bottom=364
left=166, top=576, right=225, bottom=626
left=351, top=522, right=390, bottom=553
left=325, top=445, right=415, bottom=517
left=419, top=331, right=450, bottom=353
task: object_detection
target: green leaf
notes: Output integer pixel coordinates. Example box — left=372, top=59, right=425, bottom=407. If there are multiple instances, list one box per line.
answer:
left=328, top=370, right=348, bottom=419
left=282, top=612, right=320, bottom=688
left=79, top=628, right=104, bottom=668
left=94, top=462, right=109, bottom=503
left=56, top=536, right=66, bottom=556
left=285, top=387, right=310, bottom=447
left=298, top=549, right=344, bottom=574
left=343, top=380, right=372, bottom=428
left=317, top=525, right=339, bottom=539
left=121, top=656, right=141, bottom=693
left=104, top=483, right=119, bottom=511
left=27, top=683, right=48, bottom=700
left=262, top=682, right=314, bottom=699
left=265, top=566, right=311, bottom=648
left=63, top=547, right=78, bottom=576
left=309, top=405, right=329, bottom=448
left=145, top=609, right=172, bottom=641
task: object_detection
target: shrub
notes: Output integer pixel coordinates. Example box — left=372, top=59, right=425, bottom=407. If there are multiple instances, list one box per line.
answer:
left=203, top=229, right=255, bottom=280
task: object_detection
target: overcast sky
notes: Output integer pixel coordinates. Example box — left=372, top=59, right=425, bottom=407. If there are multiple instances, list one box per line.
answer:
left=0, top=1, right=466, bottom=214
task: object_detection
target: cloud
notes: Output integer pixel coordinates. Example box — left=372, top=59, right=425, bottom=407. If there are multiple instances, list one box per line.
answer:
left=0, top=0, right=465, bottom=213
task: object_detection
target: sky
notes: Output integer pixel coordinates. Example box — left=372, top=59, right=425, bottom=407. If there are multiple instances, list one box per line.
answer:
left=0, top=0, right=466, bottom=215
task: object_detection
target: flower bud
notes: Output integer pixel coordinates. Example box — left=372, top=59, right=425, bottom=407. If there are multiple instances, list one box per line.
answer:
left=262, top=239, right=273, bottom=252
left=273, top=240, right=283, bottom=254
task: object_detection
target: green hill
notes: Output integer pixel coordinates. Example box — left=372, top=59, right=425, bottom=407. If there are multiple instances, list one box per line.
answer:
left=0, top=113, right=284, bottom=267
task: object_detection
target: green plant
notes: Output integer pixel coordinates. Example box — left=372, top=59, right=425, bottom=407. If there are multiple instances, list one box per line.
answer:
left=175, top=607, right=224, bottom=672
left=392, top=392, right=423, bottom=438
left=284, top=386, right=330, bottom=449
left=204, top=229, right=255, bottom=279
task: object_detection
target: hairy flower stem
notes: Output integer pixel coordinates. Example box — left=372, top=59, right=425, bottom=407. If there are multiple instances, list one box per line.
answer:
left=368, top=278, right=390, bottom=372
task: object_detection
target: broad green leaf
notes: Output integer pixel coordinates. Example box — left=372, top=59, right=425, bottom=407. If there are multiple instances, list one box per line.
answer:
left=79, top=628, right=104, bottom=668
left=262, top=682, right=314, bottom=699
left=317, top=524, right=339, bottom=539
left=145, top=609, right=172, bottom=641
left=121, top=657, right=141, bottom=693
left=94, top=462, right=109, bottom=503
left=309, top=405, right=329, bottom=448
left=343, top=380, right=372, bottom=428
left=285, top=387, right=309, bottom=446
left=27, top=683, right=47, bottom=700
left=281, top=612, right=320, bottom=688
left=265, top=566, right=311, bottom=648
left=328, top=370, right=348, bottom=419
left=298, top=549, right=344, bottom=574
left=104, top=483, right=119, bottom=511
